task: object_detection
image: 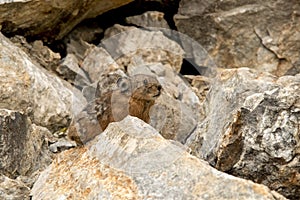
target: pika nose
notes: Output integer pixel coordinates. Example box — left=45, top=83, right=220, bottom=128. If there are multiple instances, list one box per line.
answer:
left=157, top=85, right=162, bottom=91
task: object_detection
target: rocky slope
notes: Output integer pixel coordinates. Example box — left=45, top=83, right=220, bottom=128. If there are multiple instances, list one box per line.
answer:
left=0, top=0, right=299, bottom=199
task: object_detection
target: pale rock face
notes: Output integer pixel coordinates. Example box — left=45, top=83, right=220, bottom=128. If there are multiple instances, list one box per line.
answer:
left=102, top=24, right=184, bottom=73
left=31, top=116, right=286, bottom=200
left=0, top=174, right=30, bottom=200
left=174, top=0, right=300, bottom=76
left=0, top=109, right=52, bottom=178
left=56, top=53, right=91, bottom=87
left=186, top=68, right=300, bottom=199
left=0, top=0, right=133, bottom=40
left=9, top=35, right=61, bottom=72
left=80, top=46, right=123, bottom=83
left=126, top=11, right=170, bottom=29
left=0, top=32, right=86, bottom=130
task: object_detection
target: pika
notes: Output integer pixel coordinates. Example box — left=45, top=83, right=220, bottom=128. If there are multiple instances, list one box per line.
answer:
left=68, top=74, right=162, bottom=145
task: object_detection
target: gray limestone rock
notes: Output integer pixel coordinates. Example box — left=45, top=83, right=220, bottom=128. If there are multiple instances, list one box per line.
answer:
left=49, top=138, right=76, bottom=153
left=150, top=94, right=198, bottom=143
left=187, top=68, right=300, bottom=199
left=126, top=11, right=170, bottom=29
left=0, top=174, right=30, bottom=200
left=102, top=25, right=184, bottom=73
left=0, top=0, right=133, bottom=40
left=65, top=39, right=92, bottom=61
left=0, top=33, right=86, bottom=130
left=31, top=116, right=286, bottom=200
left=0, top=109, right=52, bottom=178
left=10, top=35, right=61, bottom=72
left=80, top=46, right=123, bottom=83
left=174, top=0, right=300, bottom=76
left=56, top=53, right=90, bottom=87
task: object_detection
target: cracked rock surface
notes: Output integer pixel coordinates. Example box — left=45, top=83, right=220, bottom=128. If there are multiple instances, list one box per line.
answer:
left=0, top=33, right=86, bottom=130
left=0, top=109, right=52, bottom=178
left=0, top=0, right=133, bottom=40
left=174, top=0, right=300, bottom=76
left=187, top=68, right=300, bottom=199
left=31, top=116, right=286, bottom=200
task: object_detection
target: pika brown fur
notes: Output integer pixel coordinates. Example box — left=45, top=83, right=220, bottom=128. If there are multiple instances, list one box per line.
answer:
left=68, top=74, right=162, bottom=145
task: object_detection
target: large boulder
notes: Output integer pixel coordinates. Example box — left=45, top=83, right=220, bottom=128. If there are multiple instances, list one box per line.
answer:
left=0, top=33, right=86, bottom=130
left=31, top=116, right=286, bottom=200
left=102, top=25, right=184, bottom=73
left=0, top=0, right=133, bottom=40
left=186, top=68, right=300, bottom=199
left=174, top=0, right=300, bottom=76
left=0, top=109, right=52, bottom=178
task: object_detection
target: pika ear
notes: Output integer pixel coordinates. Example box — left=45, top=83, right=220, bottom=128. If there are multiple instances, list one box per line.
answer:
left=117, top=77, right=130, bottom=92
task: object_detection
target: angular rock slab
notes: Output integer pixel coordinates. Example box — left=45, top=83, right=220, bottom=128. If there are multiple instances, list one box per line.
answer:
left=102, top=25, right=185, bottom=73
left=9, top=35, right=61, bottom=72
left=80, top=46, right=122, bottom=83
left=187, top=68, right=300, bottom=199
left=56, top=53, right=90, bottom=87
left=125, top=11, right=170, bottom=29
left=0, top=109, right=52, bottom=178
left=31, top=116, right=286, bottom=200
left=0, top=0, right=133, bottom=40
left=174, top=0, right=300, bottom=76
left=0, top=33, right=86, bottom=130
left=0, top=174, right=30, bottom=200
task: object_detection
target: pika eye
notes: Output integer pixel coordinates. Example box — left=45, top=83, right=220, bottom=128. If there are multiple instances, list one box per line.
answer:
left=143, top=79, right=148, bottom=85
left=117, top=77, right=130, bottom=92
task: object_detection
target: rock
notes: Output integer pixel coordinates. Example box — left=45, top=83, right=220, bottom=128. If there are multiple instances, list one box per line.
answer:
left=0, top=32, right=86, bottom=130
left=94, top=70, right=127, bottom=98
left=65, top=39, right=92, bottom=61
left=102, top=24, right=136, bottom=40
left=0, top=109, right=52, bottom=178
left=0, top=174, right=30, bottom=200
left=63, top=22, right=103, bottom=61
left=102, top=25, right=184, bottom=73
left=150, top=94, right=198, bottom=143
left=186, top=68, right=300, bottom=199
left=103, top=25, right=216, bottom=77
left=56, top=53, right=90, bottom=87
left=126, top=11, right=170, bottom=29
left=81, top=46, right=123, bottom=83
left=66, top=21, right=103, bottom=44
left=183, top=75, right=211, bottom=104
left=49, top=138, right=76, bottom=153
left=0, top=0, right=133, bottom=40
left=31, top=116, right=286, bottom=200
left=69, top=46, right=125, bottom=102
left=80, top=69, right=126, bottom=103
left=174, top=0, right=300, bottom=76
left=10, top=35, right=61, bottom=72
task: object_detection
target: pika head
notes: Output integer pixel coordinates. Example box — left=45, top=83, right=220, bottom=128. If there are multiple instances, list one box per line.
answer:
left=117, top=75, right=162, bottom=101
